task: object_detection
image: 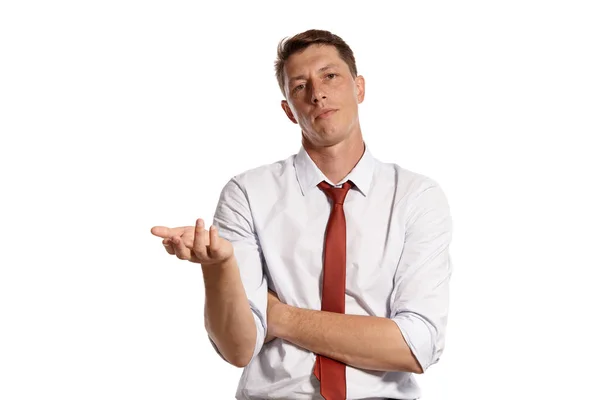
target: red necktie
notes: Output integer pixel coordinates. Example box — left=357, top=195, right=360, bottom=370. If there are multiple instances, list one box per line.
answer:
left=313, top=180, right=352, bottom=400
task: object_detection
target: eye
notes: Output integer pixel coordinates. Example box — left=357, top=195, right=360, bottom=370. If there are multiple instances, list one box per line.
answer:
left=293, top=83, right=305, bottom=93
left=326, top=73, right=337, bottom=79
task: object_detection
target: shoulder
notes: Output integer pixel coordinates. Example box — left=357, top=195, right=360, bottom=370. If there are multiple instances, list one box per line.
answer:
left=220, top=153, right=296, bottom=195
left=374, top=157, right=444, bottom=198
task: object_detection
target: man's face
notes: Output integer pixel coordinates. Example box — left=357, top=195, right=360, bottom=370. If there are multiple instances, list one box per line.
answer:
left=281, top=44, right=365, bottom=147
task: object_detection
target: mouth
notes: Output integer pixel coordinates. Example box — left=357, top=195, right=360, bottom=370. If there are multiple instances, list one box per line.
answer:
left=315, top=109, right=337, bottom=119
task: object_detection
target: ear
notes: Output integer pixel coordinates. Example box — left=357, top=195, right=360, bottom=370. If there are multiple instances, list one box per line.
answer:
left=281, top=100, right=298, bottom=124
left=355, top=75, right=365, bottom=104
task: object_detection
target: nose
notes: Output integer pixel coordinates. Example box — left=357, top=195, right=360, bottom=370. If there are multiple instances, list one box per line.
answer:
left=311, top=82, right=326, bottom=104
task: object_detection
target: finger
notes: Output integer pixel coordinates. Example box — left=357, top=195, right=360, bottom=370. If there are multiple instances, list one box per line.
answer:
left=150, top=226, right=189, bottom=238
left=192, top=218, right=207, bottom=259
left=181, top=229, right=195, bottom=249
left=162, top=238, right=175, bottom=255
left=208, top=225, right=220, bottom=255
left=169, top=226, right=196, bottom=249
left=171, top=235, right=191, bottom=260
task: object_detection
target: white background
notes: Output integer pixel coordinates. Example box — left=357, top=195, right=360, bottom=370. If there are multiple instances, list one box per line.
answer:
left=1, top=1, right=599, bottom=399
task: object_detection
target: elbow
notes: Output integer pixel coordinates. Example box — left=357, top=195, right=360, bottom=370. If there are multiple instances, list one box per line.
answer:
left=398, top=347, right=425, bottom=374
left=412, top=362, right=424, bottom=374
left=410, top=342, right=445, bottom=374
left=223, top=341, right=256, bottom=368
left=391, top=313, right=446, bottom=374
left=207, top=329, right=256, bottom=369
left=408, top=341, right=445, bottom=374
left=229, top=353, right=252, bottom=368
left=221, top=342, right=254, bottom=368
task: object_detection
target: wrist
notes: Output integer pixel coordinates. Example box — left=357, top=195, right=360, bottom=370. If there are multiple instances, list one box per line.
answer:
left=271, top=302, right=293, bottom=339
left=202, top=254, right=235, bottom=270
left=201, top=256, right=237, bottom=289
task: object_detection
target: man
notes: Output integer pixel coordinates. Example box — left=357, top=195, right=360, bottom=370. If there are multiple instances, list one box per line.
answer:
left=151, top=29, right=453, bottom=400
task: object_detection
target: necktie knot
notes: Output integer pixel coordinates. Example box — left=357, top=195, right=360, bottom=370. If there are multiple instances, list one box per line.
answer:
left=318, top=181, right=353, bottom=205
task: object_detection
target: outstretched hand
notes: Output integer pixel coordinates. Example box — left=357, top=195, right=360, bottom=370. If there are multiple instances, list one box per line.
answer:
left=150, top=218, right=233, bottom=265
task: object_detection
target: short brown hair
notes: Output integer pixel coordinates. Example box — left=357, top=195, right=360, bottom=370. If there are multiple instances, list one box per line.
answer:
left=274, top=29, right=358, bottom=97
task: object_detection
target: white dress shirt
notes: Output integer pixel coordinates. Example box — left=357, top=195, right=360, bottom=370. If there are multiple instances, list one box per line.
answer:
left=209, top=142, right=453, bottom=400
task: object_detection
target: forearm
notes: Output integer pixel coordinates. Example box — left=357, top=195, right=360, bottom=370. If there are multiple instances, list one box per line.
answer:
left=272, top=304, right=422, bottom=373
left=202, top=256, right=256, bottom=368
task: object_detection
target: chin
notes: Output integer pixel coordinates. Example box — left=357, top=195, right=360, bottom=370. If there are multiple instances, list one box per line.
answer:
left=303, top=123, right=350, bottom=146
left=320, top=134, right=349, bottom=148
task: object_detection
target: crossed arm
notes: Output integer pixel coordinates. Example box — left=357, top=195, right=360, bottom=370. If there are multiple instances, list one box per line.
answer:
left=265, top=292, right=423, bottom=373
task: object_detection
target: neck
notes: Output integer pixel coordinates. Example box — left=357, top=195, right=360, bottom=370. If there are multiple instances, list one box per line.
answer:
left=302, top=132, right=365, bottom=185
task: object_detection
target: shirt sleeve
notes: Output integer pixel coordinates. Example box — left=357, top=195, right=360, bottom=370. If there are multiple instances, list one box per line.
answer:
left=206, top=177, right=268, bottom=364
left=390, top=181, right=453, bottom=372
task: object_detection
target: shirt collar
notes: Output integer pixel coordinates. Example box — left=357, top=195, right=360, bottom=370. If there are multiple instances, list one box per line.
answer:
left=294, top=141, right=375, bottom=197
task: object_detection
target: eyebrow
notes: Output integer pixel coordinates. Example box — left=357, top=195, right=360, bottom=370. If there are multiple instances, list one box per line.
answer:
left=289, top=64, right=339, bottom=84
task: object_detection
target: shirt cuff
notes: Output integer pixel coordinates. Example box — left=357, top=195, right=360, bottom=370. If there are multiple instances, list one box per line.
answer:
left=391, top=313, right=435, bottom=371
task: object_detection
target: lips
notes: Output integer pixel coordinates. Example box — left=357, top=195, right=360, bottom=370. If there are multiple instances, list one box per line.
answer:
left=316, top=108, right=337, bottom=119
